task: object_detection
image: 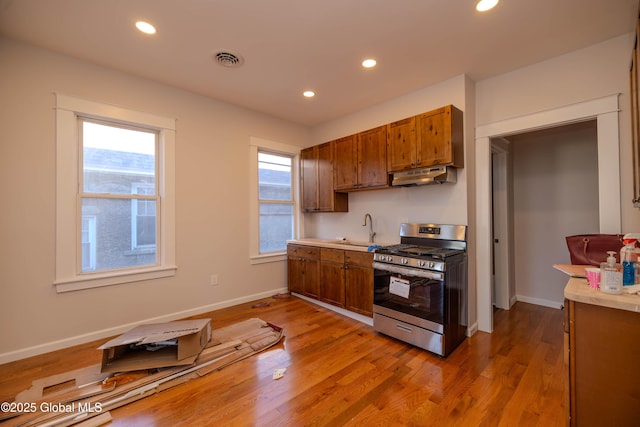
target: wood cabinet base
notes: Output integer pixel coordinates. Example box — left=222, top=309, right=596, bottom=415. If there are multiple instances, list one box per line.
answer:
left=565, top=299, right=640, bottom=426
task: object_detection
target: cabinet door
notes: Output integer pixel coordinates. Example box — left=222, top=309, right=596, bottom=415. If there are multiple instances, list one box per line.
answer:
left=387, top=116, right=417, bottom=172
left=287, top=256, right=304, bottom=294
left=345, top=265, right=373, bottom=317
left=300, top=146, right=318, bottom=211
left=569, top=300, right=640, bottom=426
left=333, top=135, right=358, bottom=191
left=416, top=105, right=464, bottom=168
left=345, top=251, right=374, bottom=316
left=320, top=260, right=345, bottom=307
left=357, top=125, right=388, bottom=189
left=303, top=258, right=320, bottom=299
left=317, top=142, right=348, bottom=212
left=416, top=108, right=450, bottom=167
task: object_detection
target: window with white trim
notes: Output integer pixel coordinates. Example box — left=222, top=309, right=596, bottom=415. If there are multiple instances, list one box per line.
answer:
left=55, top=95, right=176, bottom=292
left=258, top=151, right=294, bottom=253
left=249, top=137, right=300, bottom=263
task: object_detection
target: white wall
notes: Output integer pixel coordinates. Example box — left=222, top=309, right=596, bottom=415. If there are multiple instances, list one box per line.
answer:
left=511, top=124, right=600, bottom=307
left=0, top=38, right=309, bottom=361
left=475, top=34, right=634, bottom=332
left=477, top=33, right=640, bottom=233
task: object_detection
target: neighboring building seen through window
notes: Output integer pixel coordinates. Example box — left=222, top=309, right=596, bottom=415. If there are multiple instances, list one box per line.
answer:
left=258, top=152, right=294, bottom=253
left=81, top=119, right=158, bottom=272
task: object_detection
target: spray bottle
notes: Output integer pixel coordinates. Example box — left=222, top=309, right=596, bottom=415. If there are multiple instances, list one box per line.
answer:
left=621, top=233, right=640, bottom=286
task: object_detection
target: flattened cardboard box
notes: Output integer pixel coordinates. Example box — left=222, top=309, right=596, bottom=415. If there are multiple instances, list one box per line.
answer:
left=98, top=318, right=211, bottom=373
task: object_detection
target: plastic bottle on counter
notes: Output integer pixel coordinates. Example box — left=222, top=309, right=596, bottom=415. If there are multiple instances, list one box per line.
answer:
left=621, top=233, right=640, bottom=286
left=600, top=251, right=623, bottom=295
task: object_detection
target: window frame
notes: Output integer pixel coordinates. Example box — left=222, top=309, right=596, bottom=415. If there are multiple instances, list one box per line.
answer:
left=55, top=94, right=176, bottom=293
left=258, top=151, right=295, bottom=254
left=130, top=181, right=158, bottom=252
left=249, top=137, right=301, bottom=264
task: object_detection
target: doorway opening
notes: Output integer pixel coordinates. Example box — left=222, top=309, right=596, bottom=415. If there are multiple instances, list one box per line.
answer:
left=475, top=94, right=621, bottom=332
left=490, top=121, right=599, bottom=318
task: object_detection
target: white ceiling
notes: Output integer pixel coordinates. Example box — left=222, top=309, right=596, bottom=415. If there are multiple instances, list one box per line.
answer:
left=1, top=0, right=638, bottom=126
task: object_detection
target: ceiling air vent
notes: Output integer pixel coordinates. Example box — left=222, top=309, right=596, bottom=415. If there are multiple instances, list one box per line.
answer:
left=213, top=50, right=244, bottom=68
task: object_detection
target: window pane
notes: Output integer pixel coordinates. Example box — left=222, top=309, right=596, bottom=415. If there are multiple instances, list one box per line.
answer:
left=81, top=198, right=157, bottom=272
left=258, top=152, right=291, bottom=201
left=83, top=121, right=156, bottom=194
left=81, top=216, right=96, bottom=271
left=259, top=203, right=293, bottom=253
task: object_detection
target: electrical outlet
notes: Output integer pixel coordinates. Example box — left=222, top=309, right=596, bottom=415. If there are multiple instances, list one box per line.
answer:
left=210, top=274, right=219, bottom=286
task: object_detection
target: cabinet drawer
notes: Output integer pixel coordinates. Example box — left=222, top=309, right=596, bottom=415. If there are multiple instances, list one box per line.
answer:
left=287, top=244, right=319, bottom=259
left=321, top=248, right=344, bottom=263
left=345, top=251, right=374, bottom=268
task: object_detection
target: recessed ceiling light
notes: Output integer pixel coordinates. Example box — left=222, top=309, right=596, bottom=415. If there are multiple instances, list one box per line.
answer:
left=476, top=0, right=499, bottom=12
left=303, top=91, right=315, bottom=98
left=135, top=21, right=156, bottom=35
left=362, top=58, right=377, bottom=69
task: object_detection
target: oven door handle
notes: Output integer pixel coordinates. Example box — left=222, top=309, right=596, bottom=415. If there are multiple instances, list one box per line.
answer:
left=372, top=262, right=444, bottom=281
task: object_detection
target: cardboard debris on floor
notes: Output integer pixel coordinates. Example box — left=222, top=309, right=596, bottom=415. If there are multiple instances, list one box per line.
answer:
left=98, top=318, right=212, bottom=373
left=2, top=318, right=284, bottom=427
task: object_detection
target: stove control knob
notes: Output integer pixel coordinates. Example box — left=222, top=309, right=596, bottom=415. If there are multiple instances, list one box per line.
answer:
left=401, top=258, right=408, bottom=265
left=418, top=260, right=426, bottom=267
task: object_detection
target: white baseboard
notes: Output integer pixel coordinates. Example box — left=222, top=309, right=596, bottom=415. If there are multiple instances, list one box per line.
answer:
left=0, top=287, right=288, bottom=365
left=466, top=321, right=478, bottom=337
left=291, top=293, right=374, bottom=326
left=515, top=294, right=563, bottom=309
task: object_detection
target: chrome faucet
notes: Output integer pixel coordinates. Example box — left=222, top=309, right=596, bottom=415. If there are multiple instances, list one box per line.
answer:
left=363, top=213, right=376, bottom=243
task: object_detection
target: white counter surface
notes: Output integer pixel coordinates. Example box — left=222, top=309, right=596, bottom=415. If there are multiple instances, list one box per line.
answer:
left=564, top=276, right=640, bottom=313
left=287, top=238, right=391, bottom=253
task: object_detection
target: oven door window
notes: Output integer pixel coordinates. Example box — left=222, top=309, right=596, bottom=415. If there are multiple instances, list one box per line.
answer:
left=374, top=272, right=444, bottom=324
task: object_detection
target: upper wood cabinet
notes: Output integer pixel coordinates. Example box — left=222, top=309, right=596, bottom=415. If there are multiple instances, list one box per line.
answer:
left=334, top=126, right=388, bottom=191
left=301, top=142, right=348, bottom=212
left=387, top=116, right=417, bottom=172
left=333, top=135, right=358, bottom=190
left=387, top=105, right=464, bottom=172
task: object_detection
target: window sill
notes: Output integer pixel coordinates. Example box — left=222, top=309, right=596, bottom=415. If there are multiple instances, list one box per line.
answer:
left=54, top=265, right=177, bottom=293
left=250, top=253, right=287, bottom=265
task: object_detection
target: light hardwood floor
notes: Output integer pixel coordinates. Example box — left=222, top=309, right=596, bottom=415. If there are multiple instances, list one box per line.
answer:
left=0, top=296, right=565, bottom=426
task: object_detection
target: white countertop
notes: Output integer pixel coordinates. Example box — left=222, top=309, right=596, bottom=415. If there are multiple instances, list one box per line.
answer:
left=287, top=238, right=391, bottom=253
left=564, top=277, right=640, bottom=313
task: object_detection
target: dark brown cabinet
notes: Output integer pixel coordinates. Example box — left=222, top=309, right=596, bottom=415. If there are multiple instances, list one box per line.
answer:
left=416, top=105, right=463, bottom=168
left=387, top=116, right=417, bottom=172
left=387, top=105, right=463, bottom=172
left=564, top=298, right=640, bottom=426
left=334, top=126, right=388, bottom=191
left=319, top=248, right=345, bottom=307
left=344, top=251, right=374, bottom=317
left=301, top=143, right=348, bottom=212
left=288, top=244, right=373, bottom=317
left=287, top=245, right=319, bottom=298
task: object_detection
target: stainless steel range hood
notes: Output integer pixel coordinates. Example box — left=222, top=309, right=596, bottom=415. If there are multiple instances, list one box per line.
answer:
left=390, top=166, right=457, bottom=187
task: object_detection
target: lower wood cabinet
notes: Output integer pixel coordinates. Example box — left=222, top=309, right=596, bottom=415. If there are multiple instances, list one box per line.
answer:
left=565, top=299, right=640, bottom=426
left=287, top=244, right=319, bottom=299
left=319, top=248, right=345, bottom=307
left=344, top=251, right=374, bottom=317
left=288, top=244, right=373, bottom=317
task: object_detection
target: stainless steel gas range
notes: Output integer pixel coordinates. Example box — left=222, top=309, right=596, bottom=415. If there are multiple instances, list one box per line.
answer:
left=372, top=223, right=468, bottom=357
